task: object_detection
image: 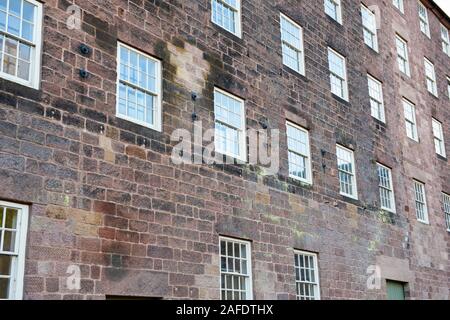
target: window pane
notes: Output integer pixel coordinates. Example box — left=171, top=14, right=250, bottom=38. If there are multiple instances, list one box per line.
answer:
left=5, top=208, right=18, bottom=229
left=2, top=231, right=16, bottom=252
left=21, top=20, right=33, bottom=42
left=23, top=1, right=35, bottom=22
left=0, top=255, right=12, bottom=276
left=0, top=277, right=9, bottom=299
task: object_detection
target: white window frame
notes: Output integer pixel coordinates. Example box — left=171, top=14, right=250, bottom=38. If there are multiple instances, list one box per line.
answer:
left=286, top=121, right=312, bottom=185
left=328, top=47, right=348, bottom=101
left=393, top=0, right=404, bottom=14
left=0, top=0, right=43, bottom=89
left=432, top=118, right=446, bottom=158
left=116, top=42, right=163, bottom=132
left=418, top=2, right=430, bottom=38
left=443, top=192, right=450, bottom=232
left=211, top=0, right=242, bottom=38
left=441, top=24, right=450, bottom=57
left=280, top=13, right=305, bottom=75
left=214, top=88, right=247, bottom=161
left=424, top=57, right=438, bottom=97
left=414, top=180, right=429, bottom=224
left=396, top=35, right=410, bottom=76
left=0, top=200, right=29, bottom=300
left=336, top=144, right=358, bottom=200
left=294, top=250, right=321, bottom=300
left=361, top=4, right=378, bottom=52
left=219, top=236, right=253, bottom=300
left=447, top=77, right=450, bottom=99
left=367, top=74, right=385, bottom=122
left=324, top=0, right=342, bottom=24
left=403, top=98, right=419, bottom=142
left=377, top=163, right=396, bottom=213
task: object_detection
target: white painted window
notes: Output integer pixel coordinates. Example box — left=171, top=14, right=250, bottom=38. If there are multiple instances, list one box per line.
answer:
left=418, top=2, right=430, bottom=38
left=396, top=35, right=410, bottom=76
left=117, top=43, right=162, bottom=131
left=0, top=0, right=42, bottom=89
left=287, top=122, right=312, bottom=184
left=377, top=164, right=396, bottom=213
left=324, top=0, right=342, bottom=24
left=220, top=237, right=252, bottom=300
left=328, top=48, right=348, bottom=101
left=214, top=88, right=246, bottom=161
left=336, top=145, right=358, bottom=199
left=414, top=181, right=429, bottom=224
left=432, top=118, right=446, bottom=158
left=361, top=5, right=378, bottom=51
left=443, top=193, right=450, bottom=231
left=0, top=201, right=29, bottom=300
left=294, top=251, right=320, bottom=300
left=447, top=77, right=450, bottom=98
left=403, top=99, right=418, bottom=141
left=441, top=24, right=450, bottom=56
left=211, top=0, right=241, bottom=37
left=424, top=58, right=438, bottom=97
left=280, top=13, right=305, bottom=75
left=368, top=75, right=385, bottom=122
left=393, top=0, right=404, bottom=13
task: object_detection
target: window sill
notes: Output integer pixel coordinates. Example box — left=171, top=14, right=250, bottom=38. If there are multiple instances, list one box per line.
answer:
left=288, top=175, right=313, bottom=189
left=0, top=77, right=42, bottom=101
left=372, top=117, right=387, bottom=127
left=214, top=150, right=247, bottom=165
left=116, top=114, right=162, bottom=133
left=365, top=45, right=379, bottom=55
left=380, top=207, right=397, bottom=215
left=282, top=65, right=308, bottom=81
left=211, top=22, right=244, bottom=44
left=340, top=194, right=361, bottom=207
left=437, top=154, right=448, bottom=162
left=427, top=91, right=439, bottom=100
left=417, top=219, right=430, bottom=225
left=331, top=93, right=350, bottom=105
left=325, top=14, right=343, bottom=28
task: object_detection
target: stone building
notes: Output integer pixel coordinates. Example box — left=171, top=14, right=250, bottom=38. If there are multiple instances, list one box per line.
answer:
left=0, top=0, right=449, bottom=300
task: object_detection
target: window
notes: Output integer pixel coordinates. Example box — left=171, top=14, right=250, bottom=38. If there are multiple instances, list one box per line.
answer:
left=220, top=237, right=252, bottom=300
left=0, top=201, right=28, bottom=300
left=280, top=13, right=305, bottom=75
left=117, top=43, right=162, bottom=131
left=432, top=118, right=446, bottom=158
left=287, top=122, right=312, bottom=184
left=447, top=77, right=450, bottom=98
left=368, top=75, right=385, bottom=122
left=424, top=58, right=438, bottom=97
left=211, top=0, right=241, bottom=37
left=294, top=251, right=320, bottom=300
left=0, top=0, right=42, bottom=88
left=418, top=2, right=430, bottom=38
left=414, top=181, right=429, bottom=224
left=396, top=35, right=410, bottom=76
left=403, top=99, right=418, bottom=141
left=393, top=0, right=404, bottom=13
left=324, top=0, right=342, bottom=24
left=443, top=193, right=450, bottom=231
left=361, top=5, right=378, bottom=51
left=387, top=281, right=406, bottom=300
left=214, top=88, right=246, bottom=161
left=441, top=24, right=450, bottom=57
left=328, top=48, right=348, bottom=101
left=336, top=145, right=358, bottom=199
left=377, top=164, right=396, bottom=213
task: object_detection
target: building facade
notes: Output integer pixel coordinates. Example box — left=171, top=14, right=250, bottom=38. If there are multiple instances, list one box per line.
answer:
left=0, top=0, right=449, bottom=300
